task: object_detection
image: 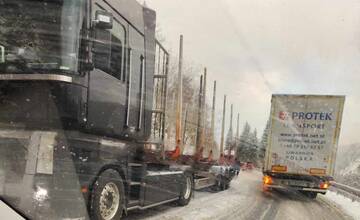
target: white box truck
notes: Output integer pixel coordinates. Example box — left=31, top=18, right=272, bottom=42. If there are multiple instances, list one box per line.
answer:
left=263, top=94, right=345, bottom=198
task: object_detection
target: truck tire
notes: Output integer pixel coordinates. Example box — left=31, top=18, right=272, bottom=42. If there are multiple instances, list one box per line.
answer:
left=220, top=177, right=229, bottom=191
left=212, top=175, right=226, bottom=191
left=224, top=179, right=230, bottom=190
left=90, top=169, right=125, bottom=220
left=211, top=176, right=221, bottom=191
left=178, top=174, right=193, bottom=206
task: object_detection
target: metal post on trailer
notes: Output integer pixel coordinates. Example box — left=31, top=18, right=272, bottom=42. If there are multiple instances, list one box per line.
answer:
left=182, top=104, right=189, bottom=148
left=196, top=75, right=203, bottom=157
left=220, top=95, right=226, bottom=159
left=228, top=104, right=233, bottom=158
left=175, top=35, right=184, bottom=155
left=210, top=81, right=216, bottom=157
left=235, top=113, right=240, bottom=158
left=162, top=52, right=169, bottom=159
left=236, top=113, right=239, bottom=140
left=201, top=68, right=207, bottom=157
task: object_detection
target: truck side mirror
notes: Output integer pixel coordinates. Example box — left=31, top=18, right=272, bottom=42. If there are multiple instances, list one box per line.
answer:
left=0, top=45, right=4, bottom=63
left=93, top=10, right=113, bottom=30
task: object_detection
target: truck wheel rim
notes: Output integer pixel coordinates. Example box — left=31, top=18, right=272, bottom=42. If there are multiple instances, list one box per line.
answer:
left=99, top=182, right=120, bottom=220
left=184, top=177, right=191, bottom=200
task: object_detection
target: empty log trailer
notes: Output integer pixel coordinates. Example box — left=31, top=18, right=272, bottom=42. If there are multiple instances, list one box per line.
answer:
left=0, top=0, right=193, bottom=219
left=166, top=56, right=235, bottom=192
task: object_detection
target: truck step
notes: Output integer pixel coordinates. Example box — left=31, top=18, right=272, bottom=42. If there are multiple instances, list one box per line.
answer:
left=194, top=177, right=216, bottom=190
left=128, top=200, right=140, bottom=207
left=130, top=181, right=141, bottom=186
left=129, top=163, right=143, bottom=167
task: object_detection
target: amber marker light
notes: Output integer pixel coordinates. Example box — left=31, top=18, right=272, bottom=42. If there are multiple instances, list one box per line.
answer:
left=263, top=175, right=272, bottom=185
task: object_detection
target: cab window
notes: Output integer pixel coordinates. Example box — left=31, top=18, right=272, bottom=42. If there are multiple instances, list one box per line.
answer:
left=93, top=5, right=126, bottom=81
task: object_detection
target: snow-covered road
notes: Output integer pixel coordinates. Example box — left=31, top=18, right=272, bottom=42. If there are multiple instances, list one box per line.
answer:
left=124, top=171, right=353, bottom=220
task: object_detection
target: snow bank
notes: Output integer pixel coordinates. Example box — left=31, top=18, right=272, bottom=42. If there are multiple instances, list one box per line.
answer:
left=324, top=191, right=360, bottom=219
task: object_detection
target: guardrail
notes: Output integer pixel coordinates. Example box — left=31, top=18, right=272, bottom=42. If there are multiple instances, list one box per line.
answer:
left=330, top=181, right=360, bottom=202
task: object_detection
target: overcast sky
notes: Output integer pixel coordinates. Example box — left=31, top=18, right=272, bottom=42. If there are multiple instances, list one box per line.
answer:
left=146, top=0, right=360, bottom=146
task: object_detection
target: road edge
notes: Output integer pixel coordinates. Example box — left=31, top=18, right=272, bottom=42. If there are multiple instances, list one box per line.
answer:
left=317, top=194, right=354, bottom=220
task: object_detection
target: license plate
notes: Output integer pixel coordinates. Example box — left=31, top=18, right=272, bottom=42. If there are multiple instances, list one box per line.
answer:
left=289, top=180, right=309, bottom=187
left=281, top=180, right=309, bottom=187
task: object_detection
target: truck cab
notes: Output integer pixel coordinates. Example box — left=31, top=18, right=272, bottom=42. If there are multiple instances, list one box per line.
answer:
left=0, top=0, right=156, bottom=140
left=0, top=0, right=193, bottom=219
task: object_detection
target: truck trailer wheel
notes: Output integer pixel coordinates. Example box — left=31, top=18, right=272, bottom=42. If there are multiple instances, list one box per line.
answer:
left=212, top=175, right=226, bottom=191
left=178, top=174, right=193, bottom=206
left=224, top=179, right=230, bottom=190
left=219, top=176, right=229, bottom=191
left=91, top=169, right=125, bottom=220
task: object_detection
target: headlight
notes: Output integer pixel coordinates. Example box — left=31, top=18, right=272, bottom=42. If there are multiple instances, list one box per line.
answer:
left=33, top=186, right=49, bottom=203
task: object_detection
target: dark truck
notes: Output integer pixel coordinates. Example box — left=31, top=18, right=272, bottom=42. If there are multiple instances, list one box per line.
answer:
left=0, top=0, right=193, bottom=219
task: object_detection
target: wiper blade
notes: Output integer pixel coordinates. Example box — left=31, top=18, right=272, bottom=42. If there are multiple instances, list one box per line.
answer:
left=2, top=56, right=36, bottom=73
left=2, top=48, right=60, bottom=72
left=26, top=62, right=59, bottom=70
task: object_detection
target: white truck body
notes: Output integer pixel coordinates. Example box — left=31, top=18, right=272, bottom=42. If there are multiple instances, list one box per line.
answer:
left=264, top=95, right=345, bottom=177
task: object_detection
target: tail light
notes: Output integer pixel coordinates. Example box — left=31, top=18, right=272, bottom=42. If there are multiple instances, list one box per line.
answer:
left=263, top=175, right=272, bottom=185
left=320, top=181, right=330, bottom=189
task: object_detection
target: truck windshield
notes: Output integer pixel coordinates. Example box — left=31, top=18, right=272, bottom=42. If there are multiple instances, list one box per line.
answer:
left=0, top=0, right=84, bottom=74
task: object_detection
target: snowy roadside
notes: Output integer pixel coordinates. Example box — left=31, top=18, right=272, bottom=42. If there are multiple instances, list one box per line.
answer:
left=125, top=171, right=351, bottom=220
left=322, top=191, right=360, bottom=220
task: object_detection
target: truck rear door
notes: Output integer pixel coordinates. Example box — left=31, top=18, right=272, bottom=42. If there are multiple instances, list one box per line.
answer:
left=266, top=95, right=345, bottom=176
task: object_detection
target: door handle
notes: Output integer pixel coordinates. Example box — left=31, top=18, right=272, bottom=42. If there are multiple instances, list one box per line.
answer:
left=0, top=45, right=5, bottom=63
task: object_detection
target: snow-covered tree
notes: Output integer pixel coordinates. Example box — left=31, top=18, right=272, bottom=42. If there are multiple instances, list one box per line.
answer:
left=236, top=122, right=262, bottom=164
left=259, top=118, right=270, bottom=160
left=240, top=122, right=251, bottom=142
left=250, top=129, right=258, bottom=147
left=236, top=122, right=250, bottom=161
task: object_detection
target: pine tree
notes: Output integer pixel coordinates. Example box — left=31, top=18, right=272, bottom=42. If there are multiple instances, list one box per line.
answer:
left=236, top=122, right=262, bottom=164
left=248, top=128, right=259, bottom=163
left=236, top=122, right=251, bottom=162
left=250, top=129, right=258, bottom=147
left=259, top=118, right=270, bottom=160
left=240, top=122, right=251, bottom=142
